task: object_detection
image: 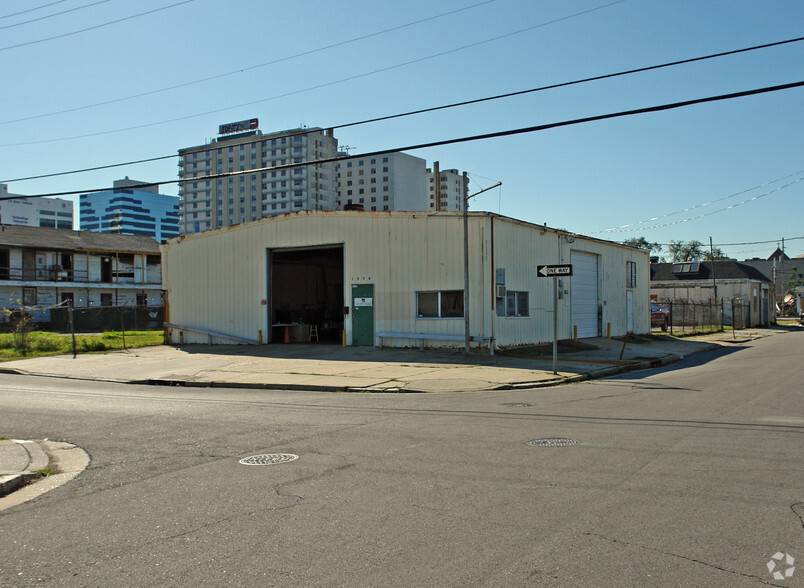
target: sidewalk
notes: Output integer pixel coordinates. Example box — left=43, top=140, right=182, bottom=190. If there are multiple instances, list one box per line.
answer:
left=0, top=439, right=49, bottom=497
left=0, top=328, right=781, bottom=394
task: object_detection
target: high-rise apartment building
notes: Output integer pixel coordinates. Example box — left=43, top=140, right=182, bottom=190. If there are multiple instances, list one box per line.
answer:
left=426, top=167, right=469, bottom=212
left=79, top=177, right=179, bottom=242
left=335, top=152, right=427, bottom=211
left=177, top=121, right=339, bottom=234
left=335, top=154, right=469, bottom=212
left=0, top=184, right=74, bottom=229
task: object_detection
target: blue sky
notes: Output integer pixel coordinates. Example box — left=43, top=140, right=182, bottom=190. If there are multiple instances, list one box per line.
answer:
left=1, top=0, right=801, bottom=258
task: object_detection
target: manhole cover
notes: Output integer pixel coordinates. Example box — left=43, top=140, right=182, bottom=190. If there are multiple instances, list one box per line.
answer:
left=501, top=402, right=536, bottom=407
left=526, top=438, right=579, bottom=447
left=239, top=453, right=299, bottom=465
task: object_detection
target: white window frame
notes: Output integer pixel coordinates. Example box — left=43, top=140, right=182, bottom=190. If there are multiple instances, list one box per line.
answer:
left=416, top=290, right=464, bottom=319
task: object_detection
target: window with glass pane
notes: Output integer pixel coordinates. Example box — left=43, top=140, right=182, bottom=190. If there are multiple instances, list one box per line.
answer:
left=417, top=292, right=439, bottom=317
left=506, top=292, right=516, bottom=317
left=440, top=290, right=464, bottom=317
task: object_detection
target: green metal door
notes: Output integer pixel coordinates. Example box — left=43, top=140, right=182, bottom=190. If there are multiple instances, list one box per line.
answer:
left=351, top=284, right=374, bottom=346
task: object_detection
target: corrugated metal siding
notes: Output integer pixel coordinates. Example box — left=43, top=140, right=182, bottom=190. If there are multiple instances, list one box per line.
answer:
left=161, top=212, right=650, bottom=346
left=490, top=220, right=561, bottom=346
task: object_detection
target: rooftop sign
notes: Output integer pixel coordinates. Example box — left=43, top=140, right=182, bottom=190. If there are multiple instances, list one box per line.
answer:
left=218, top=118, right=258, bottom=135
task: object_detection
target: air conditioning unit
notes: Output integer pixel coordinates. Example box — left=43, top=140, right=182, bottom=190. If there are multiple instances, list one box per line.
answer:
left=496, top=284, right=506, bottom=299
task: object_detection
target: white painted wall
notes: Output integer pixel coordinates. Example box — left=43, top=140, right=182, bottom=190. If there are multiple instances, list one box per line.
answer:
left=162, top=212, right=651, bottom=347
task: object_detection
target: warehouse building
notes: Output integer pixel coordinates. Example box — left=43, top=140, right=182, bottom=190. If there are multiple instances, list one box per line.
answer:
left=161, top=211, right=649, bottom=348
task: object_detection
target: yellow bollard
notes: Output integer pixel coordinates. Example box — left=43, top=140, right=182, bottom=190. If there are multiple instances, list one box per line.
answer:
left=573, top=325, right=578, bottom=341
left=607, top=323, right=611, bottom=338
left=342, top=330, right=346, bottom=347
left=258, top=330, right=263, bottom=345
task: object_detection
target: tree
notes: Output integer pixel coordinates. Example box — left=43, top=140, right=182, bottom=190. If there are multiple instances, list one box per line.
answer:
left=702, top=247, right=728, bottom=261
left=667, top=240, right=704, bottom=262
left=622, top=236, right=662, bottom=254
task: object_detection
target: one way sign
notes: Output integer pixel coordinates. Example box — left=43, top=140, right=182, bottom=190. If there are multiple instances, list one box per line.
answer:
left=537, top=264, right=573, bottom=277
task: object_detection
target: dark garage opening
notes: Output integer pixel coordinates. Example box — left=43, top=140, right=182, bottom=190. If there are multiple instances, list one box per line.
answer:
left=270, top=246, right=344, bottom=343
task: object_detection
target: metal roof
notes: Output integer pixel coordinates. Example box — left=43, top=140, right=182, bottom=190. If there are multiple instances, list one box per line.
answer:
left=650, top=260, right=771, bottom=283
left=0, top=225, right=160, bottom=254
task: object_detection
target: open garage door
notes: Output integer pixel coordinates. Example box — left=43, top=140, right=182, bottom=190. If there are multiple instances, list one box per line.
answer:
left=269, top=246, right=344, bottom=343
left=571, top=251, right=599, bottom=338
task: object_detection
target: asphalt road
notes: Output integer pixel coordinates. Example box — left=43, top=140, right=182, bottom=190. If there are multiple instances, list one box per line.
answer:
left=1, top=332, right=802, bottom=587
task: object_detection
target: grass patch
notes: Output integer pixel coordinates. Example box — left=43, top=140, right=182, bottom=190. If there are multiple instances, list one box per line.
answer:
left=0, top=330, right=164, bottom=361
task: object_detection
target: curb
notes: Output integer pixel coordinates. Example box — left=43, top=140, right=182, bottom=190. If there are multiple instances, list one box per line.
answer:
left=0, top=342, right=723, bottom=395
left=0, top=439, right=50, bottom=497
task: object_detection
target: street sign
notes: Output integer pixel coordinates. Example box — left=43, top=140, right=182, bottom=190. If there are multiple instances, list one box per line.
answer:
left=537, top=264, right=573, bottom=277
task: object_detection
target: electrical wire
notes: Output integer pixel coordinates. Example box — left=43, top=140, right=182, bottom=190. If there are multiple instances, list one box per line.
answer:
left=6, top=79, right=802, bottom=200
left=0, top=0, right=113, bottom=32
left=4, top=33, right=803, bottom=181
left=0, top=0, right=69, bottom=21
left=0, top=0, right=500, bottom=125
left=0, top=0, right=630, bottom=145
left=588, top=167, right=804, bottom=234
left=591, top=176, right=803, bottom=234
left=0, top=0, right=196, bottom=53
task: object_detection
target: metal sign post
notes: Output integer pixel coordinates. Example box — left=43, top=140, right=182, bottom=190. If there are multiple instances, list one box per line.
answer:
left=538, top=264, right=572, bottom=375
left=552, top=276, right=558, bottom=375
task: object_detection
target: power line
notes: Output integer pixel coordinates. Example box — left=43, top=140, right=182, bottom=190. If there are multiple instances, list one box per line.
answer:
left=639, top=236, right=804, bottom=248
left=0, top=0, right=70, bottom=21
left=0, top=0, right=500, bottom=125
left=5, top=34, right=803, bottom=182
left=0, top=0, right=197, bottom=53
left=0, top=0, right=113, bottom=32
left=592, top=176, right=804, bottom=234
left=588, top=167, right=804, bottom=234
left=6, top=79, right=803, bottom=200
left=0, top=0, right=630, bottom=146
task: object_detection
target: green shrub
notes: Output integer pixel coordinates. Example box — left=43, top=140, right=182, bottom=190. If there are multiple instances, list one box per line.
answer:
left=32, top=337, right=64, bottom=352
left=80, top=340, right=107, bottom=352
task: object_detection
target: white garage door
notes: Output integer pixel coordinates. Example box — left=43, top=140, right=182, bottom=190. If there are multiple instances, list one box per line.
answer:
left=571, top=251, right=599, bottom=338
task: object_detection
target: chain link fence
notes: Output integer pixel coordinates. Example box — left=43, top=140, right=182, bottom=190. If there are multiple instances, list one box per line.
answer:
left=652, top=298, right=753, bottom=335
left=49, top=305, right=164, bottom=333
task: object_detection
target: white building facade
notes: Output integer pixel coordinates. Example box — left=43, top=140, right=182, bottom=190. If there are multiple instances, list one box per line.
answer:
left=177, top=124, right=339, bottom=234
left=426, top=167, right=468, bottom=212
left=161, top=211, right=650, bottom=348
left=0, top=184, right=74, bottom=229
left=336, top=152, right=428, bottom=211
left=335, top=155, right=469, bottom=212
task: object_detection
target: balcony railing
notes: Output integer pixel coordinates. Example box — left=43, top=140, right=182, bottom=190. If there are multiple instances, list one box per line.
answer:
left=0, top=267, right=161, bottom=284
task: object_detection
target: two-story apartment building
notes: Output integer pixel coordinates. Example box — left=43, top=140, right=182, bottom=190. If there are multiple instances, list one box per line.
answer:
left=0, top=225, right=162, bottom=324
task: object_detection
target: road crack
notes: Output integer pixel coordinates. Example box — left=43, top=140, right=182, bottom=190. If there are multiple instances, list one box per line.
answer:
left=585, top=532, right=782, bottom=585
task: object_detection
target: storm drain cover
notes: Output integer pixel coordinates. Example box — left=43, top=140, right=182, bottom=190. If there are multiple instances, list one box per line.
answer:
left=526, top=438, right=579, bottom=447
left=239, top=453, right=299, bottom=466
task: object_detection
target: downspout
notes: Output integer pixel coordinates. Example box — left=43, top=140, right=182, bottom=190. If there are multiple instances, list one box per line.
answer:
left=490, top=215, right=495, bottom=355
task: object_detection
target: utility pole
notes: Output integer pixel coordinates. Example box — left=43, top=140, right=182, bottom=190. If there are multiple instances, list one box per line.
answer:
left=463, top=181, right=502, bottom=354
left=709, top=236, right=718, bottom=299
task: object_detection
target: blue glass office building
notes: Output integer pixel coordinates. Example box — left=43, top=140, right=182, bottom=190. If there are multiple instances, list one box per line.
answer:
left=80, top=178, right=179, bottom=242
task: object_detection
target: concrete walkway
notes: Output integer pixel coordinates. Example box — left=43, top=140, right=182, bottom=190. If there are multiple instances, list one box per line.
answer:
left=0, top=328, right=781, bottom=394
